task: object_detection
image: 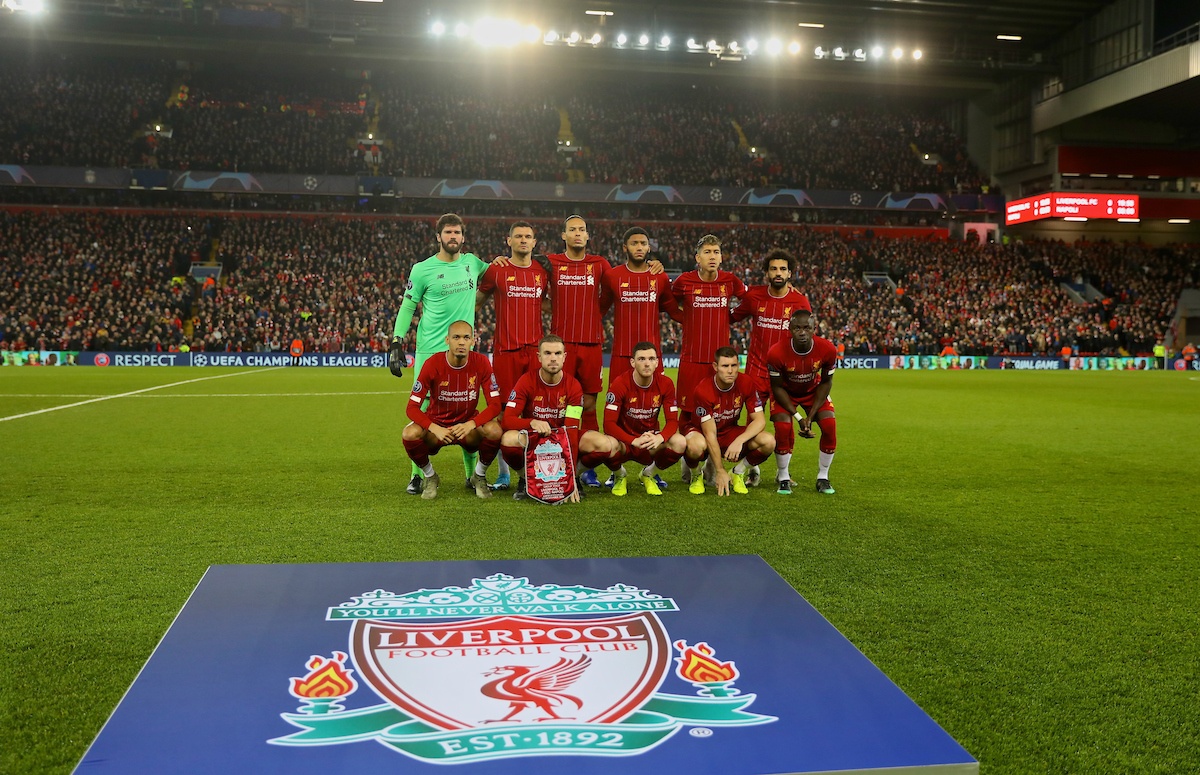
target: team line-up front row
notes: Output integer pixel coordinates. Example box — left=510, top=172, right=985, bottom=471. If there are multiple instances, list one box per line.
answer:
left=389, top=214, right=839, bottom=502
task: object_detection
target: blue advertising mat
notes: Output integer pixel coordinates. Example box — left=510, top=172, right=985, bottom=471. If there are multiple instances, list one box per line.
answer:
left=76, top=555, right=977, bottom=774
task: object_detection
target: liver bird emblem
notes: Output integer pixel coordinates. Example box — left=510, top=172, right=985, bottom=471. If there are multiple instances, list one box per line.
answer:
left=480, top=655, right=592, bottom=723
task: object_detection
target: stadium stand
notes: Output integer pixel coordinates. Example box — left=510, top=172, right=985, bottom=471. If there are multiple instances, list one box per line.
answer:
left=0, top=56, right=988, bottom=193
left=2, top=210, right=1193, bottom=358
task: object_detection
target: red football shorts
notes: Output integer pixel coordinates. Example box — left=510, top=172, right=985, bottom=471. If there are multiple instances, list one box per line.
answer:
left=492, top=345, right=539, bottom=399
left=675, top=361, right=713, bottom=412
left=564, top=342, right=604, bottom=394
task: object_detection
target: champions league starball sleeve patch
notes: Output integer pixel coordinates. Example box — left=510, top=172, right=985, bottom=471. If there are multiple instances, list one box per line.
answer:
left=75, top=556, right=977, bottom=774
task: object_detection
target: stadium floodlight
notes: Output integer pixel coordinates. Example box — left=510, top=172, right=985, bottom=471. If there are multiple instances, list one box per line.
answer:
left=767, top=38, right=783, bottom=55
left=585, top=9, right=614, bottom=16
left=747, top=39, right=758, bottom=53
left=687, top=38, right=701, bottom=50
left=788, top=41, right=802, bottom=55
left=912, top=49, right=923, bottom=60
left=729, top=41, right=739, bottom=53
left=589, top=33, right=602, bottom=45
left=523, top=25, right=541, bottom=44
left=797, top=22, right=824, bottom=29
left=892, top=47, right=904, bottom=59
left=871, top=45, right=883, bottom=59
left=544, top=30, right=560, bottom=43
left=616, top=32, right=627, bottom=45
left=659, top=35, right=671, bottom=48
left=430, top=21, right=446, bottom=36
left=568, top=31, right=581, bottom=44
left=1168, top=219, right=1191, bottom=224
left=997, top=34, right=1022, bottom=41
left=638, top=33, right=650, bottom=46
left=454, top=22, right=469, bottom=38
left=814, top=46, right=825, bottom=58
left=833, top=46, right=845, bottom=59
left=853, top=48, right=866, bottom=61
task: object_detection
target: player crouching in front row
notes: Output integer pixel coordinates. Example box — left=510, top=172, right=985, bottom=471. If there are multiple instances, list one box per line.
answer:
left=767, top=309, right=838, bottom=495
left=497, top=335, right=622, bottom=503
left=682, top=347, right=776, bottom=496
left=602, top=342, right=687, bottom=496
left=402, top=321, right=503, bottom=500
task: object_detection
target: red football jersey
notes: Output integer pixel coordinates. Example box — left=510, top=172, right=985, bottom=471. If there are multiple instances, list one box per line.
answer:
left=731, top=286, right=813, bottom=383
left=478, top=261, right=547, bottom=352
left=766, top=336, right=838, bottom=404
left=503, top=371, right=584, bottom=432
left=689, top=373, right=763, bottom=434
left=671, top=271, right=747, bottom=364
left=547, top=253, right=609, bottom=344
left=408, top=351, right=502, bottom=428
left=603, top=371, right=680, bottom=446
left=600, top=265, right=681, bottom=357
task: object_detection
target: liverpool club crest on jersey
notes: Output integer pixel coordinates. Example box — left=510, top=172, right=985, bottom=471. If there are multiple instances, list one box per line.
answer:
left=271, top=574, right=775, bottom=764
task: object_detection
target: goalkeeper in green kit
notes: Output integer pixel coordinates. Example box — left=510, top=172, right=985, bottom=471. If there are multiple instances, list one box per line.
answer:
left=390, top=214, right=491, bottom=495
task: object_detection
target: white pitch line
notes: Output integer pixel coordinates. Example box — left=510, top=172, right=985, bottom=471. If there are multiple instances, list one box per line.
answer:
left=0, top=368, right=286, bottom=423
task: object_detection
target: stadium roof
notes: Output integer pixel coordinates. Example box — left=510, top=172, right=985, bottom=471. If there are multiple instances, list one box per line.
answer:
left=0, top=0, right=1136, bottom=94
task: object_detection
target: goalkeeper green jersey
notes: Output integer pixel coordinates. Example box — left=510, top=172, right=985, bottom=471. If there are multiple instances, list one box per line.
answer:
left=393, top=252, right=489, bottom=353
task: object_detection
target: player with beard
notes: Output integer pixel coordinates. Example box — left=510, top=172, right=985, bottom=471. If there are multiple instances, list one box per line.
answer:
left=601, top=227, right=682, bottom=386
left=767, top=309, right=839, bottom=495
left=402, top=321, right=502, bottom=501
left=475, top=221, right=549, bottom=490
left=390, top=213, right=491, bottom=495
left=498, top=335, right=622, bottom=502
left=547, top=215, right=663, bottom=488
left=731, top=248, right=811, bottom=489
left=599, top=226, right=681, bottom=490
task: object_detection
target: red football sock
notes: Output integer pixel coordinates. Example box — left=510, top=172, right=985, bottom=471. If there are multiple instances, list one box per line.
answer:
left=773, top=419, right=795, bottom=454
left=816, top=416, right=837, bottom=454
left=402, top=437, right=431, bottom=469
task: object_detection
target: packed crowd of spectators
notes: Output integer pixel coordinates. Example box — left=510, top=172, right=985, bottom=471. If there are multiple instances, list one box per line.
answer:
left=0, top=58, right=166, bottom=169
left=0, top=56, right=990, bottom=193
left=151, top=69, right=369, bottom=174
left=2, top=210, right=1194, bottom=359
left=0, top=210, right=200, bottom=352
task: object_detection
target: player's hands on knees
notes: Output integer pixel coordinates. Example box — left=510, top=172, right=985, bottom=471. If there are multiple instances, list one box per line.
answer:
left=724, top=441, right=744, bottom=462
left=429, top=425, right=455, bottom=445
left=388, top=339, right=406, bottom=378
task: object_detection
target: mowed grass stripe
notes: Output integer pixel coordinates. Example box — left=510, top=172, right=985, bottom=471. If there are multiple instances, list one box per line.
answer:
left=0, top=367, right=1196, bottom=774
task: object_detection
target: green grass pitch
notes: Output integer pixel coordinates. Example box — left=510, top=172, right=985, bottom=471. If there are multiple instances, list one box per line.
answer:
left=1, top=366, right=1197, bottom=773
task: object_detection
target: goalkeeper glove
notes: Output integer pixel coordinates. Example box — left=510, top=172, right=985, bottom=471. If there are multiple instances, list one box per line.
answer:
left=388, top=339, right=406, bottom=378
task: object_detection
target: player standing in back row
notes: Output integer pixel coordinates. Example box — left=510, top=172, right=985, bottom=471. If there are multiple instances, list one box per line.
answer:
left=731, top=248, right=811, bottom=488
left=671, top=234, right=746, bottom=429
left=475, top=221, right=549, bottom=490
left=390, top=214, right=490, bottom=495
left=547, top=215, right=663, bottom=488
